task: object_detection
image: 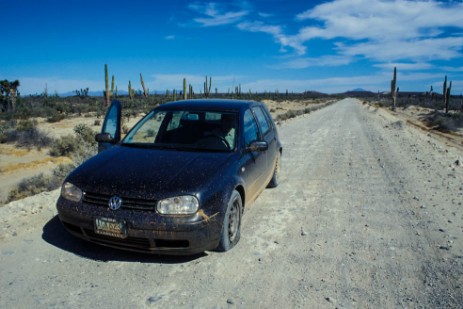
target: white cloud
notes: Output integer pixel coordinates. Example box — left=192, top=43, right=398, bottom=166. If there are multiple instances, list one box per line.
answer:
left=165, top=35, right=175, bottom=40
left=292, top=0, right=463, bottom=62
left=189, top=2, right=249, bottom=27
left=258, top=12, right=273, bottom=18
left=237, top=21, right=304, bottom=53
left=272, top=55, right=353, bottom=69
left=296, top=0, right=463, bottom=40
left=337, top=36, right=463, bottom=62
left=374, top=62, right=434, bottom=71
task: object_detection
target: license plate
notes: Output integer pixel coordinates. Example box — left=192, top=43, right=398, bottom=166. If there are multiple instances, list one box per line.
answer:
left=94, top=217, right=127, bottom=239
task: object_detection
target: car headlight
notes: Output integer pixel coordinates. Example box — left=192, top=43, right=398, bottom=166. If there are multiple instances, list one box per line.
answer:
left=157, top=195, right=199, bottom=215
left=61, top=182, right=83, bottom=202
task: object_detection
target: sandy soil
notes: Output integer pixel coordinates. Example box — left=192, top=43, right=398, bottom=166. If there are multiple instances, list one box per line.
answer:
left=0, top=98, right=462, bottom=308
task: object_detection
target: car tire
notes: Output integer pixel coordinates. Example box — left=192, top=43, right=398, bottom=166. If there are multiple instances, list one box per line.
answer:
left=216, top=190, right=242, bottom=252
left=267, top=151, right=281, bottom=188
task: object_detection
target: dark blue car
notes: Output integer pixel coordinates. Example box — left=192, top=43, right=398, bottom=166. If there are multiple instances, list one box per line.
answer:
left=57, top=99, right=282, bottom=255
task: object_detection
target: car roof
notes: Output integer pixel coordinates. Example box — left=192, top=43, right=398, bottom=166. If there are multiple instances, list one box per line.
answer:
left=155, top=99, right=263, bottom=112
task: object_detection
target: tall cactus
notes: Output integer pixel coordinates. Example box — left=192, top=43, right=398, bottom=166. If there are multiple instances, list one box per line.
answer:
left=204, top=75, right=212, bottom=98
left=128, top=80, right=133, bottom=99
left=443, top=75, right=447, bottom=109
left=111, top=75, right=115, bottom=98
left=235, top=84, right=241, bottom=98
left=445, top=79, right=452, bottom=114
left=391, top=66, right=397, bottom=111
left=104, top=64, right=110, bottom=106
left=140, top=73, right=148, bottom=97
left=189, top=84, right=194, bottom=99
left=183, top=78, right=187, bottom=100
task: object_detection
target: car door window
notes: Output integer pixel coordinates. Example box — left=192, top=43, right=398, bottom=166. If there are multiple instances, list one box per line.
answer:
left=126, top=111, right=167, bottom=143
left=244, top=109, right=260, bottom=147
left=252, top=107, right=271, bottom=136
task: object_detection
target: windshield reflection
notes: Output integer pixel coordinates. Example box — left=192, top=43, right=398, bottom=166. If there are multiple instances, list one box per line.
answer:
left=122, top=110, right=238, bottom=152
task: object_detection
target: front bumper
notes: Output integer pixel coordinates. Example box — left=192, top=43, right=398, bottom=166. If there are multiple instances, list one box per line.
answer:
left=56, top=197, right=221, bottom=255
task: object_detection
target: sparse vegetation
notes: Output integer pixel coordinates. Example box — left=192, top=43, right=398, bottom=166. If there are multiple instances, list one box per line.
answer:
left=1, top=119, right=52, bottom=149
left=6, top=163, right=75, bottom=203
left=276, top=101, right=335, bottom=122
left=1, top=71, right=462, bottom=205
left=49, top=124, right=97, bottom=160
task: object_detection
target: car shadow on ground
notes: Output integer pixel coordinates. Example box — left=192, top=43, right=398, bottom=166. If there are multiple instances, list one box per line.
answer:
left=42, top=215, right=206, bottom=263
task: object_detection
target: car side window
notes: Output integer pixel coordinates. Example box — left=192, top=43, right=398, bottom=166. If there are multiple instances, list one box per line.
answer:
left=244, top=109, right=260, bottom=147
left=252, top=107, right=271, bottom=136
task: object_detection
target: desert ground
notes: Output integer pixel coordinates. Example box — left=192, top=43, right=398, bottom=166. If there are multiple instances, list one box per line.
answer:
left=0, top=98, right=462, bottom=308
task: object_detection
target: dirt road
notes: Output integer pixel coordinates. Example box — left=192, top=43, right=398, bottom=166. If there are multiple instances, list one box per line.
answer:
left=1, top=98, right=462, bottom=308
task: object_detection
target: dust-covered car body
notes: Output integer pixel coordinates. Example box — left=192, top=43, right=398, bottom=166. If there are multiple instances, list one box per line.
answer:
left=56, top=99, right=282, bottom=255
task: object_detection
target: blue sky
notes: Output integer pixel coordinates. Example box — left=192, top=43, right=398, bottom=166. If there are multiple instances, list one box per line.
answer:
left=2, top=0, right=463, bottom=95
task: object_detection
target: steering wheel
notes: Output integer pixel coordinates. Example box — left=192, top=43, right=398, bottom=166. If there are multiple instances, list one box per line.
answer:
left=201, top=134, right=230, bottom=150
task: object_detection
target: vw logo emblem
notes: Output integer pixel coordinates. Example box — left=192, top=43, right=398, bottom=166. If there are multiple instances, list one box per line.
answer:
left=108, top=196, right=122, bottom=210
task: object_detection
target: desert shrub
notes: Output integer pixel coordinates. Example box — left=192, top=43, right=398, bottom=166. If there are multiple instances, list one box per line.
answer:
left=0, top=123, right=8, bottom=143
left=50, top=125, right=97, bottom=162
left=49, top=134, right=80, bottom=157
left=74, top=123, right=96, bottom=145
left=425, top=111, right=463, bottom=132
left=52, top=163, right=76, bottom=179
left=7, top=173, right=58, bottom=202
left=6, top=163, right=76, bottom=203
left=46, top=109, right=65, bottom=123
left=3, top=119, right=53, bottom=149
left=94, top=119, right=101, bottom=126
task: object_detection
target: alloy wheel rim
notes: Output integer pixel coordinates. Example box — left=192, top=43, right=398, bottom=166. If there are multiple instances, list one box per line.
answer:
left=228, top=201, right=239, bottom=242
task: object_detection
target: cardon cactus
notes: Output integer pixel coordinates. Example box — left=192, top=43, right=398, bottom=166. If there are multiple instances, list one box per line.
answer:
left=204, top=75, right=212, bottom=98
left=104, top=64, right=110, bottom=106
left=128, top=80, right=133, bottom=99
left=140, top=73, right=148, bottom=97
left=391, top=66, right=397, bottom=110
left=445, top=79, right=452, bottom=114
left=183, top=78, right=187, bottom=100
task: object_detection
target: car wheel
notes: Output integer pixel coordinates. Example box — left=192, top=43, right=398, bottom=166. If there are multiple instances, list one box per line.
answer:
left=267, top=151, right=281, bottom=188
left=216, top=190, right=242, bottom=252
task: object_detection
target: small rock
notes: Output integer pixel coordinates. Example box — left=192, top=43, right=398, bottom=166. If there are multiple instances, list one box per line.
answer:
left=325, top=296, right=336, bottom=303
left=227, top=298, right=235, bottom=305
left=439, top=228, right=445, bottom=233
left=301, top=227, right=307, bottom=236
left=146, top=296, right=162, bottom=305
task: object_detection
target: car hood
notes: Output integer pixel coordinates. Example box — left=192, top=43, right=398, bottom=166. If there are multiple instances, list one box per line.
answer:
left=67, top=145, right=235, bottom=199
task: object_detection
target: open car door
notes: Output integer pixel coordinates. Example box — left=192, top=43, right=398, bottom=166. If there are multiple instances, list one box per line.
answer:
left=95, top=100, right=121, bottom=153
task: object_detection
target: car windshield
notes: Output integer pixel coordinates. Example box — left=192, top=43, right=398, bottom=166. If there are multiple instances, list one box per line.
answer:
left=122, top=110, right=238, bottom=152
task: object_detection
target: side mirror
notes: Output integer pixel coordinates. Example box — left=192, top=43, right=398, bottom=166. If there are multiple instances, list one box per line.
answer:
left=95, top=133, right=115, bottom=143
left=247, top=141, right=268, bottom=152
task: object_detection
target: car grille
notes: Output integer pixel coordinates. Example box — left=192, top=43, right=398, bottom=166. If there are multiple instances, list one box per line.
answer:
left=82, top=192, right=157, bottom=210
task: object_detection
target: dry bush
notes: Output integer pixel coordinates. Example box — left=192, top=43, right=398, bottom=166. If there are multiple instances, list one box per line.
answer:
left=2, top=119, right=53, bottom=149
left=6, top=163, right=75, bottom=203
left=424, top=111, right=463, bottom=132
